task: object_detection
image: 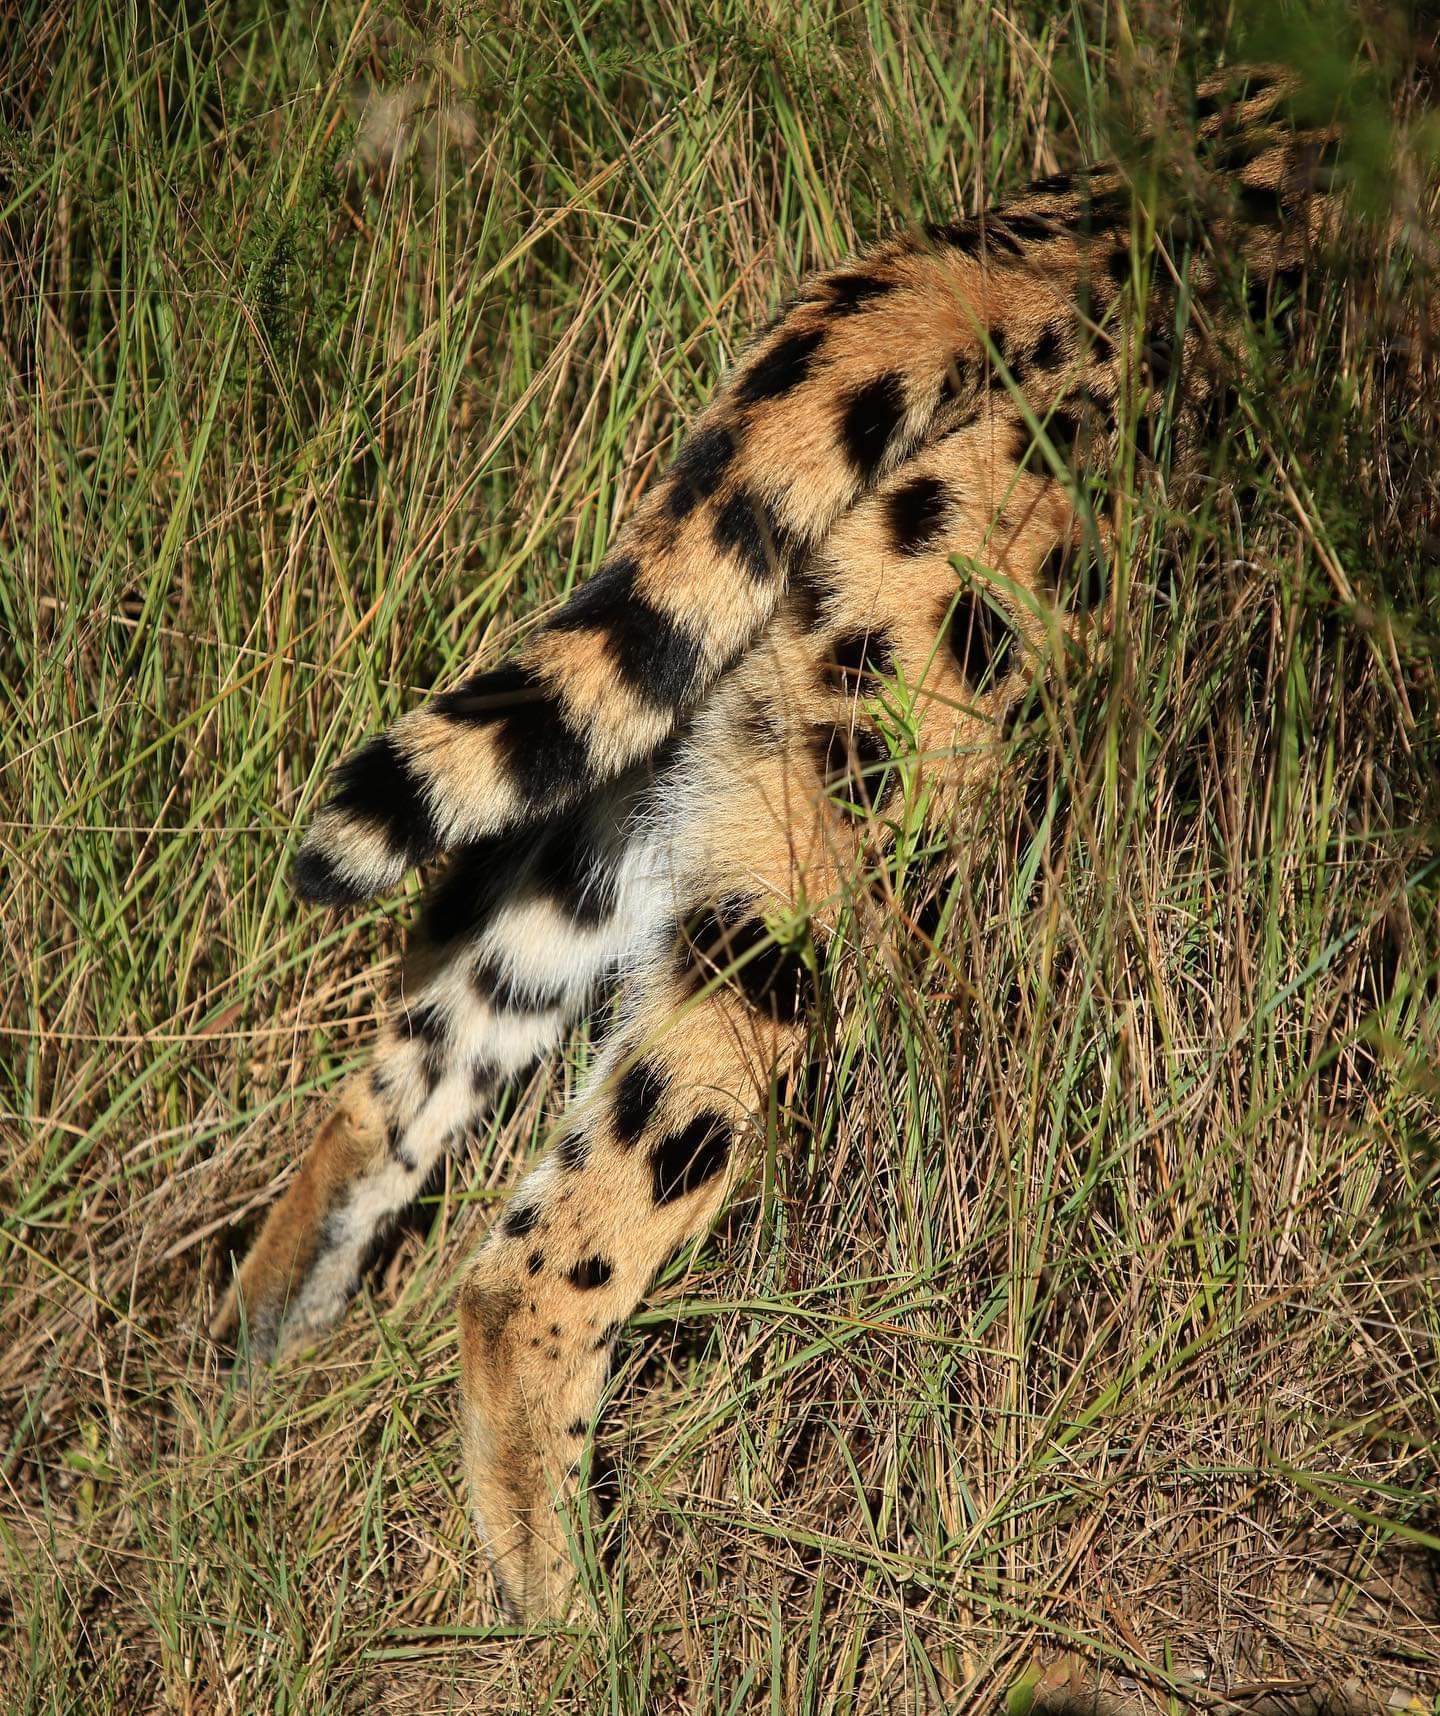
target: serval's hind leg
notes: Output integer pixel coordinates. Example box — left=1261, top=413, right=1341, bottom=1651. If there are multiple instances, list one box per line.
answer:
left=453, top=599, right=870, bottom=1623
left=212, top=781, right=676, bottom=1360
left=457, top=897, right=814, bottom=1622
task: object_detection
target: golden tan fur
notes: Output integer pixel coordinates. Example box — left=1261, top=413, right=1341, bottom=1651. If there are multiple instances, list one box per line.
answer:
left=211, top=1074, right=386, bottom=1351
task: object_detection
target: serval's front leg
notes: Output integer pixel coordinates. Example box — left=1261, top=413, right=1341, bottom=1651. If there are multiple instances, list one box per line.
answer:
left=212, top=785, right=676, bottom=1360
left=457, top=891, right=817, bottom=1621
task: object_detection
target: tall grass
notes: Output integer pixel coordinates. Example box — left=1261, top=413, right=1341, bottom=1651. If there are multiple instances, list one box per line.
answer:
left=3, top=1, right=1438, bottom=1710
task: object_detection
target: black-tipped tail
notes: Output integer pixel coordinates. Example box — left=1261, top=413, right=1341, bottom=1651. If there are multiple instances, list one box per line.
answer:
left=291, top=841, right=375, bottom=908
left=291, top=731, right=444, bottom=907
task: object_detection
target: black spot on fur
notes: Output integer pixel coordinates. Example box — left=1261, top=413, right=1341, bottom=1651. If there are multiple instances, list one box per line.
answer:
left=614, top=1059, right=666, bottom=1147
left=942, top=351, right=979, bottom=405
left=820, top=627, right=895, bottom=692
left=828, top=271, right=896, bottom=315
left=433, top=661, right=592, bottom=812
left=567, top=1418, right=587, bottom=1438
left=1035, top=409, right=1081, bottom=470
left=531, top=808, right=621, bottom=928
left=681, top=900, right=816, bottom=1023
left=1105, top=245, right=1131, bottom=289
left=885, top=472, right=950, bottom=556
left=1037, top=537, right=1107, bottom=610
left=737, top=693, right=783, bottom=750
left=544, top=554, right=640, bottom=630
left=666, top=424, right=737, bottom=520
left=1076, top=185, right=1132, bottom=233
left=712, top=487, right=787, bottom=582
left=1000, top=212, right=1057, bottom=242
left=501, top=1199, right=540, bottom=1240
left=926, top=219, right=978, bottom=255
left=650, top=1111, right=732, bottom=1205
left=471, top=954, right=566, bottom=1015
left=839, top=373, right=907, bottom=481
left=1036, top=540, right=1073, bottom=596
left=317, top=732, right=443, bottom=879
left=1142, top=328, right=1175, bottom=387
left=1030, top=324, right=1066, bottom=371
left=811, top=723, right=895, bottom=820
left=933, top=217, right=1022, bottom=257
left=1031, top=171, right=1074, bottom=194
left=568, top=1255, right=613, bottom=1291
left=402, top=1000, right=447, bottom=1095
left=946, top=590, right=1017, bottom=688
left=1083, top=315, right=1117, bottom=361
left=787, top=563, right=827, bottom=633
left=527, top=1250, right=544, bottom=1276
left=593, top=1319, right=622, bottom=1351
left=556, top=1133, right=589, bottom=1173
left=1209, top=128, right=1280, bottom=175
left=431, top=658, right=536, bottom=724
left=736, top=325, right=825, bottom=405
left=419, top=828, right=533, bottom=946
left=988, top=223, right=1029, bottom=255
left=289, top=849, right=353, bottom=908
left=385, top=1120, right=417, bottom=1173
left=546, top=555, right=704, bottom=709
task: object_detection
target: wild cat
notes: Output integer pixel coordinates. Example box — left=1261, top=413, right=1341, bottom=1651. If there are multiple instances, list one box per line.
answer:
left=213, top=69, right=1351, bottom=1620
